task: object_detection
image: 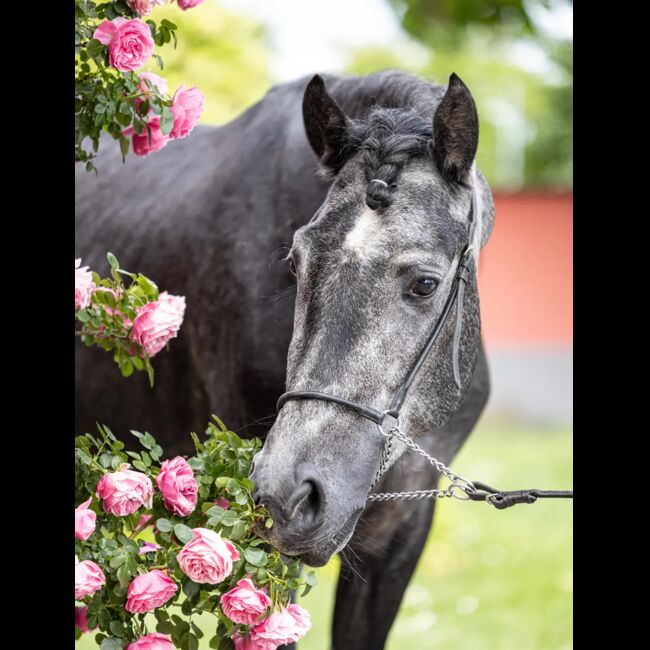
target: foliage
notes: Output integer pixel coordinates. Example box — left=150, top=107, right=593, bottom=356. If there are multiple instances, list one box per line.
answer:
left=144, top=2, right=272, bottom=125
left=75, top=417, right=316, bottom=648
left=364, top=0, right=573, bottom=189
left=75, top=252, right=181, bottom=386
left=75, top=1, right=183, bottom=171
left=388, top=0, right=547, bottom=44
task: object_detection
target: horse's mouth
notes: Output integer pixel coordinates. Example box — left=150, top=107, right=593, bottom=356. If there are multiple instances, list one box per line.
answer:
left=284, top=507, right=363, bottom=567
left=258, top=507, right=363, bottom=567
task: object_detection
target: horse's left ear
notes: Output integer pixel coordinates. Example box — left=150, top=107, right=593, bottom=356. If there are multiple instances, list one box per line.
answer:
left=302, top=74, right=351, bottom=174
left=433, top=73, right=479, bottom=185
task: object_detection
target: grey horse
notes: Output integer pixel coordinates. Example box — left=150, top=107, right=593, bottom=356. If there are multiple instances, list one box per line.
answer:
left=75, top=70, right=494, bottom=649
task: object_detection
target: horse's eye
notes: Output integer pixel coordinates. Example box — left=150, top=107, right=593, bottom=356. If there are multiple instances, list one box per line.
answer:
left=409, top=277, right=438, bottom=297
left=289, top=258, right=297, bottom=277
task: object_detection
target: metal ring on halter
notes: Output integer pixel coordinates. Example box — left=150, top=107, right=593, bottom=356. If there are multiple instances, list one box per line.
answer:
left=447, top=483, right=474, bottom=500
left=370, top=179, right=389, bottom=188
left=381, top=410, right=400, bottom=429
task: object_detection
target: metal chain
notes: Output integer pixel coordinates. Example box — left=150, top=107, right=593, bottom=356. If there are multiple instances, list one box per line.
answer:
left=367, top=420, right=477, bottom=502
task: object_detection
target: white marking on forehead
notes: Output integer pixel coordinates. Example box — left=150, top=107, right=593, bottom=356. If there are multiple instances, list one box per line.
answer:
left=344, top=206, right=380, bottom=257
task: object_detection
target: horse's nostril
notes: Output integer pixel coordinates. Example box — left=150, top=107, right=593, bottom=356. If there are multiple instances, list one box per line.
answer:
left=288, top=478, right=323, bottom=528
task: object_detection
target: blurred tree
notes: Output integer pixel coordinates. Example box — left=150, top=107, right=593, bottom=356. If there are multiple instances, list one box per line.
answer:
left=389, top=0, right=573, bottom=44
left=360, top=0, right=573, bottom=189
left=139, top=1, right=272, bottom=125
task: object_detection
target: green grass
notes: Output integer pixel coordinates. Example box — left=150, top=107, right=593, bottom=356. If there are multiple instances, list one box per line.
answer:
left=77, top=422, right=573, bottom=649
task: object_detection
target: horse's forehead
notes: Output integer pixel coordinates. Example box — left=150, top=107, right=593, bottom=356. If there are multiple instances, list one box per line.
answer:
left=297, top=160, right=467, bottom=261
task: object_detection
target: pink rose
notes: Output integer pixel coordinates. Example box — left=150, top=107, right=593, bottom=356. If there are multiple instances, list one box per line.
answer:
left=96, top=467, right=153, bottom=517
left=75, top=560, right=106, bottom=599
left=250, top=604, right=312, bottom=649
left=93, top=18, right=154, bottom=72
left=177, top=0, right=205, bottom=9
left=126, top=570, right=178, bottom=613
left=232, top=631, right=265, bottom=650
left=156, top=456, right=198, bottom=516
left=139, top=72, right=168, bottom=95
left=214, top=497, right=230, bottom=510
left=170, top=85, right=204, bottom=139
left=177, top=528, right=240, bottom=584
left=137, top=513, right=153, bottom=529
left=74, top=606, right=95, bottom=633
left=127, top=0, right=165, bottom=16
left=138, top=542, right=161, bottom=555
left=75, top=497, right=96, bottom=541
left=75, top=258, right=95, bottom=310
left=221, top=578, right=272, bottom=626
left=127, top=632, right=174, bottom=650
left=123, top=115, right=171, bottom=157
left=131, top=292, right=186, bottom=356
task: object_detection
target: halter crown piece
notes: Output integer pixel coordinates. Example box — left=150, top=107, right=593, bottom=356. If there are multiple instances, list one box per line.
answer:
left=276, top=188, right=574, bottom=508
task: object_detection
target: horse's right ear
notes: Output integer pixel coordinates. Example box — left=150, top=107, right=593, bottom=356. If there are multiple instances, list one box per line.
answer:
left=302, top=75, right=351, bottom=174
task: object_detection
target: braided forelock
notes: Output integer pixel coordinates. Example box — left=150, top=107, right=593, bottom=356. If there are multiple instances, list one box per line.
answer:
left=347, top=107, right=434, bottom=210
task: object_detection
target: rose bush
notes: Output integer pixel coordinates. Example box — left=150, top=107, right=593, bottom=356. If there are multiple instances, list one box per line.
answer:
left=75, top=416, right=316, bottom=648
left=75, top=1, right=205, bottom=171
left=75, top=252, right=185, bottom=385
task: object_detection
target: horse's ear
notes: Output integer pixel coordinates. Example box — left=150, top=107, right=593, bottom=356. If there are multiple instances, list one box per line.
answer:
left=302, top=75, right=351, bottom=174
left=433, top=73, right=479, bottom=185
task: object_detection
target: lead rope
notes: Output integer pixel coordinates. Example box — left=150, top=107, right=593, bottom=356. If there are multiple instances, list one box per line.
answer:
left=367, top=416, right=573, bottom=509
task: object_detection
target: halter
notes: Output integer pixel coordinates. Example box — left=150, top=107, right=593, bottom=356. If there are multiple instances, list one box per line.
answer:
left=276, top=188, right=574, bottom=508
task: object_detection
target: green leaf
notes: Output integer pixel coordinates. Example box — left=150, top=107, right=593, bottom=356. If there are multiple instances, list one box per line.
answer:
left=137, top=274, right=159, bottom=298
left=107, top=252, right=120, bottom=270
left=174, top=523, right=194, bottom=544
left=176, top=631, right=199, bottom=650
left=119, top=136, right=129, bottom=159
left=117, top=562, right=131, bottom=588
left=120, top=361, right=134, bottom=378
left=75, top=449, right=92, bottom=466
left=109, top=553, right=127, bottom=569
left=141, top=432, right=156, bottom=450
left=109, top=621, right=126, bottom=637
left=181, top=599, right=193, bottom=616
left=226, top=478, right=241, bottom=495
left=160, top=106, right=174, bottom=136
left=183, top=580, right=200, bottom=598
left=156, top=620, right=175, bottom=635
left=156, top=518, right=173, bottom=532
left=229, top=520, right=247, bottom=541
left=218, top=637, right=234, bottom=650
left=100, top=638, right=123, bottom=650
left=154, top=608, right=170, bottom=623
left=243, top=547, right=268, bottom=567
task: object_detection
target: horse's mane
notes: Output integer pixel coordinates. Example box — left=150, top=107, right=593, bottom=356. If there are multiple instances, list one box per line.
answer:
left=320, top=71, right=446, bottom=209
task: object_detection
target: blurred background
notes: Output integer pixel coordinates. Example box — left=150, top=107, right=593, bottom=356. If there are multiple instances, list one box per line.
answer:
left=81, top=1, right=573, bottom=648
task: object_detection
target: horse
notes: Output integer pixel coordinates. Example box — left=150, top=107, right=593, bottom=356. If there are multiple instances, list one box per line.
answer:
left=75, top=70, right=495, bottom=649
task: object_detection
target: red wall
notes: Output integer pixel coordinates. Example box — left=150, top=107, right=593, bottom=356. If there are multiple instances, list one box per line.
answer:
left=478, top=191, right=573, bottom=348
